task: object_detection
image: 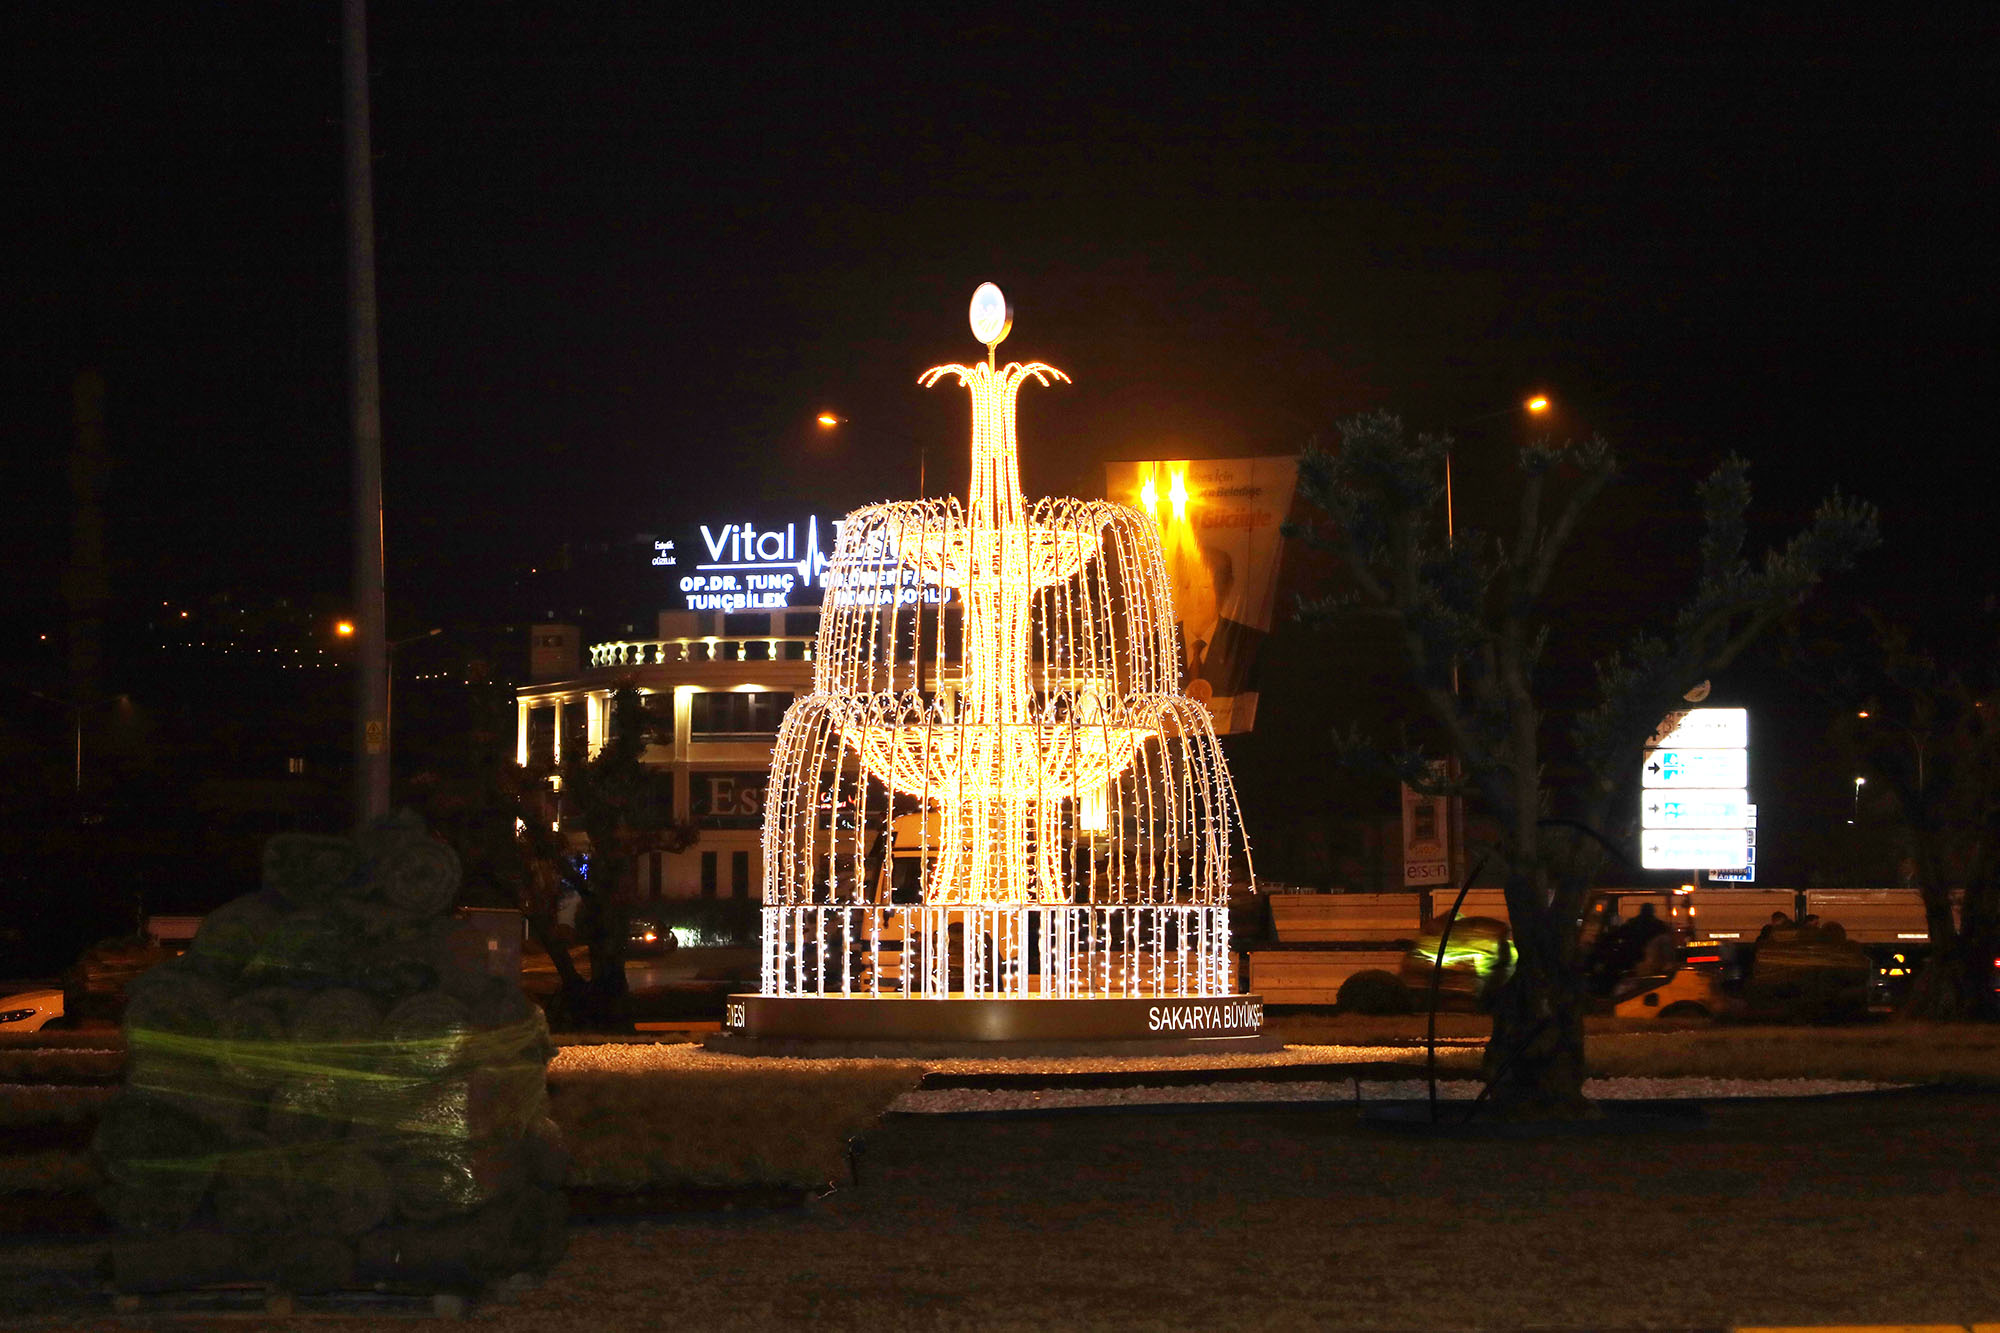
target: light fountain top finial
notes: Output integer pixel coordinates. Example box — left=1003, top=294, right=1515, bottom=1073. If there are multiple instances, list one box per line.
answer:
left=969, top=282, right=1013, bottom=366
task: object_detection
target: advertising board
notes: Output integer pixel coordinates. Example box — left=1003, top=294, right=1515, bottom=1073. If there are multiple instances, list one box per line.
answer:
left=1102, top=456, right=1299, bottom=733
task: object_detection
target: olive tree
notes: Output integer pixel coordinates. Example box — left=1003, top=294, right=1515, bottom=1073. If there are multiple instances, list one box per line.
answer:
left=1291, top=411, right=1877, bottom=1116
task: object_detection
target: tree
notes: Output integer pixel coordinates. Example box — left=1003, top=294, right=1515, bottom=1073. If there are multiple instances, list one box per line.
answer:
left=1794, top=612, right=2000, bottom=1019
left=557, top=686, right=698, bottom=1014
left=1291, top=412, right=1877, bottom=1116
left=404, top=671, right=589, bottom=1010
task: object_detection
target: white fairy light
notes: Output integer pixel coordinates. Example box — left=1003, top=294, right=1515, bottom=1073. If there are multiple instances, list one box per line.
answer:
left=760, top=300, right=1251, bottom=1001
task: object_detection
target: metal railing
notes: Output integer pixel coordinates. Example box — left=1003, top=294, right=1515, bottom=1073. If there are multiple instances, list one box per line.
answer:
left=587, top=636, right=817, bottom=668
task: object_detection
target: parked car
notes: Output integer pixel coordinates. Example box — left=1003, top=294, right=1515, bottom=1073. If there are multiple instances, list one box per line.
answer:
left=628, top=915, right=680, bottom=957
left=0, top=987, right=65, bottom=1032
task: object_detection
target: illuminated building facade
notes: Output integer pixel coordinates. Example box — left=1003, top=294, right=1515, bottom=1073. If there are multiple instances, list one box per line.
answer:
left=514, top=609, right=817, bottom=899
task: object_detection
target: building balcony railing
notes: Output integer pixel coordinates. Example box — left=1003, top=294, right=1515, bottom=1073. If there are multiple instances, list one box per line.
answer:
left=588, top=636, right=817, bottom=668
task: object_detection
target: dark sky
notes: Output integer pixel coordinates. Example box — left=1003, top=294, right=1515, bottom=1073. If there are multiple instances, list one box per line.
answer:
left=7, top=7, right=1994, bottom=636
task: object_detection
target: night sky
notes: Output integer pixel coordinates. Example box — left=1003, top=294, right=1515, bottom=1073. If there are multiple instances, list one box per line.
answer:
left=8, top=11, right=1994, bottom=685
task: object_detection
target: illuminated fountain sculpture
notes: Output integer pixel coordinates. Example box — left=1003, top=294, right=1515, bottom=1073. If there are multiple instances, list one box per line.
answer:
left=726, top=286, right=1262, bottom=1046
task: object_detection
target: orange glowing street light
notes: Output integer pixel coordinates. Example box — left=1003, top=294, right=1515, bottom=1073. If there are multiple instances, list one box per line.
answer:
left=335, top=620, right=356, bottom=637
left=812, top=410, right=929, bottom=495
left=1525, top=394, right=1551, bottom=415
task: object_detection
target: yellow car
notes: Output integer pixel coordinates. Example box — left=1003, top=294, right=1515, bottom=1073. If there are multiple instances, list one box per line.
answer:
left=0, top=987, right=65, bottom=1032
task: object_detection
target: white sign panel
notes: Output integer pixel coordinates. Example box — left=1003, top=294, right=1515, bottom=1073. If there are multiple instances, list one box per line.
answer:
left=1642, top=792, right=1751, bottom=829
left=1648, top=707, right=1748, bottom=750
left=1401, top=770, right=1450, bottom=887
left=1641, top=749, right=1749, bottom=788
left=1641, top=827, right=1754, bottom=871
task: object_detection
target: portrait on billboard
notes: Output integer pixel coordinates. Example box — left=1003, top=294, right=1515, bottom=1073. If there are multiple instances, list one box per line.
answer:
left=1105, top=456, right=1298, bottom=733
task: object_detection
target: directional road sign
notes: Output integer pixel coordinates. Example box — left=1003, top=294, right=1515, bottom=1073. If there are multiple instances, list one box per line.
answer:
left=1642, top=792, right=1751, bottom=829
left=1641, top=827, right=1754, bottom=871
left=1648, top=707, right=1748, bottom=750
left=1640, top=707, right=1752, bottom=869
left=1641, top=748, right=1749, bottom=788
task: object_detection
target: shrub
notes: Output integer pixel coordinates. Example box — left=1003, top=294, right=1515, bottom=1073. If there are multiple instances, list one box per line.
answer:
left=1338, top=969, right=1414, bottom=1015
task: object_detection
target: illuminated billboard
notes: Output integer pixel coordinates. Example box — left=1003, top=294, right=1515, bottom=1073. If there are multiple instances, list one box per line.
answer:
left=1103, top=456, right=1299, bottom=733
left=650, top=516, right=845, bottom=613
left=649, top=513, right=961, bottom=616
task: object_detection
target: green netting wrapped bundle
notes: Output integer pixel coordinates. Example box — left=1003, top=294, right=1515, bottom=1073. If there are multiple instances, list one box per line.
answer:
left=383, top=989, right=476, bottom=1076
left=291, top=987, right=382, bottom=1048
left=262, top=833, right=362, bottom=909
left=112, top=1231, right=243, bottom=1293
left=392, top=1138, right=524, bottom=1223
left=216, top=997, right=287, bottom=1088
left=211, top=1147, right=291, bottom=1234
left=241, top=908, right=367, bottom=990
left=186, top=895, right=284, bottom=981
left=266, top=1076, right=349, bottom=1144
left=124, top=964, right=230, bottom=1038
left=283, top=1142, right=394, bottom=1237
left=376, top=836, right=462, bottom=919
left=99, top=815, right=566, bottom=1297
left=386, top=1065, right=549, bottom=1146
left=269, top=1235, right=357, bottom=1294
left=93, top=1096, right=221, bottom=1232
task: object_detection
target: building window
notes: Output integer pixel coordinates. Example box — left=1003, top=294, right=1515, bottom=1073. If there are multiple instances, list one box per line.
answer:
left=526, top=707, right=556, bottom=768
left=690, top=691, right=793, bottom=738
left=561, top=702, right=589, bottom=760
left=731, top=850, right=750, bottom=899
left=700, top=851, right=718, bottom=900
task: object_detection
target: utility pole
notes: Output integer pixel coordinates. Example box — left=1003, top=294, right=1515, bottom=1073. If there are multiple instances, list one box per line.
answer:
left=344, top=0, right=390, bottom=821
left=65, top=371, right=108, bottom=806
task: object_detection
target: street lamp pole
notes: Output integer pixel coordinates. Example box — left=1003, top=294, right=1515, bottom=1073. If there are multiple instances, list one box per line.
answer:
left=344, top=0, right=390, bottom=823
left=817, top=413, right=928, bottom=496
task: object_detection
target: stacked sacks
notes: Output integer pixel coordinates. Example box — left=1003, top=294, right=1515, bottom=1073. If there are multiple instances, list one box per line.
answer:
left=95, top=814, right=567, bottom=1297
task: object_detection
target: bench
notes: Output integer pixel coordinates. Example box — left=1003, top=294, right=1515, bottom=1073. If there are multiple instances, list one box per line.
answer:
left=1242, top=894, right=1422, bottom=1004
left=1266, top=893, right=1424, bottom=943
left=1245, top=949, right=1406, bottom=1005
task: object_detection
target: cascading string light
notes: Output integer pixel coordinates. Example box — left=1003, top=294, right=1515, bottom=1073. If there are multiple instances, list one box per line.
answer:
left=761, top=301, right=1251, bottom=1001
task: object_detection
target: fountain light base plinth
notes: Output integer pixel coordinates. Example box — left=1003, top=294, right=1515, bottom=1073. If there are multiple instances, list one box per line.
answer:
left=710, top=992, right=1270, bottom=1056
